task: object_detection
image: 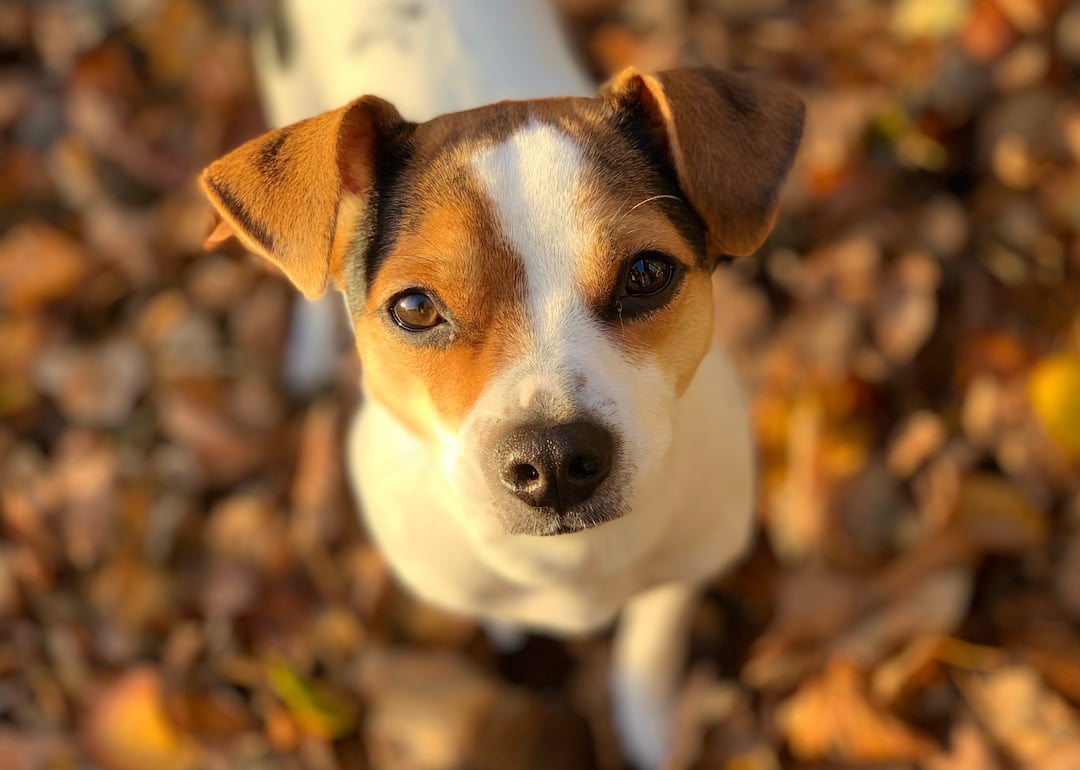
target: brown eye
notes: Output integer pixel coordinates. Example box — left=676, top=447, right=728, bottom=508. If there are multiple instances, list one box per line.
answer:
left=624, top=253, right=674, bottom=296
left=391, top=292, right=443, bottom=331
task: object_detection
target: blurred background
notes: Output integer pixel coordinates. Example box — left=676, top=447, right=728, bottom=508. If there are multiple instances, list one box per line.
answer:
left=2, top=0, right=1080, bottom=768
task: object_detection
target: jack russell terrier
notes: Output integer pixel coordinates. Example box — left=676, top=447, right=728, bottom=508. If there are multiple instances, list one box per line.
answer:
left=200, top=11, right=803, bottom=764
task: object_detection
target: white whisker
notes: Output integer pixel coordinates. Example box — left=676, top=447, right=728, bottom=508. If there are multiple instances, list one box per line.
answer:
left=628, top=194, right=682, bottom=213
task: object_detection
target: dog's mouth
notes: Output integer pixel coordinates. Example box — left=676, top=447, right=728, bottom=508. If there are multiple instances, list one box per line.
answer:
left=497, top=500, right=625, bottom=537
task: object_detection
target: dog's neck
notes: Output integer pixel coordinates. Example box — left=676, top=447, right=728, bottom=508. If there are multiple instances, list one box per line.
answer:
left=254, top=0, right=593, bottom=126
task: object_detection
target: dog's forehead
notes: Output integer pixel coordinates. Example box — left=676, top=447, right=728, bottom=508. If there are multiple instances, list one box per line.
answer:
left=361, top=96, right=696, bottom=292
left=415, top=96, right=603, bottom=155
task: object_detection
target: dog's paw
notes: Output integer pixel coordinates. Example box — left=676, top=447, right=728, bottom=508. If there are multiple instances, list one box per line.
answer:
left=610, top=666, right=674, bottom=770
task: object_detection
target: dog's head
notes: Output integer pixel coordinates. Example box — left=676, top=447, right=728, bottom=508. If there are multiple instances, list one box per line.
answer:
left=200, top=68, right=803, bottom=539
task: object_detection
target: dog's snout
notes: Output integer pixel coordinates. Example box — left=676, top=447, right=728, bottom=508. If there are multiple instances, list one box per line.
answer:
left=496, top=421, right=614, bottom=512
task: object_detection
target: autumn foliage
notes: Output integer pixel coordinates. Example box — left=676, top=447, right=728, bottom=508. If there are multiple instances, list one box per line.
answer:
left=2, top=1, right=1080, bottom=768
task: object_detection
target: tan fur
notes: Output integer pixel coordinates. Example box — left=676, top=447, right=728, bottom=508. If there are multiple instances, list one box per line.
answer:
left=199, top=95, right=402, bottom=298
left=355, top=188, right=528, bottom=434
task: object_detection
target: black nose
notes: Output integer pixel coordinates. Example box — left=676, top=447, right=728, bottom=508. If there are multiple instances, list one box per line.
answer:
left=496, top=421, right=614, bottom=512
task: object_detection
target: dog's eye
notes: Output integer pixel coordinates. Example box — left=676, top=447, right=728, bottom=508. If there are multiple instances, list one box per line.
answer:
left=391, top=292, right=444, bottom=331
left=624, top=253, right=674, bottom=296
left=603, top=251, right=682, bottom=322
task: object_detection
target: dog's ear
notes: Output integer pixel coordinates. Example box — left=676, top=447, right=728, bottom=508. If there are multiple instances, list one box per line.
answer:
left=200, top=96, right=406, bottom=298
left=604, top=67, right=804, bottom=259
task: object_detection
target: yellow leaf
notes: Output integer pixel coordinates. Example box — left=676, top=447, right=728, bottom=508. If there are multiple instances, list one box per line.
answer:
left=892, top=0, right=971, bottom=40
left=1029, top=354, right=1080, bottom=458
left=266, top=658, right=357, bottom=740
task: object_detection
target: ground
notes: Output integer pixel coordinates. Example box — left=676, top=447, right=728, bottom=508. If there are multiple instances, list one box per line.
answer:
left=2, top=0, right=1080, bottom=768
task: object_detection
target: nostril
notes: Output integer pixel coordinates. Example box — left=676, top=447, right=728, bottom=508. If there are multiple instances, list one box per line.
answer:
left=508, top=462, right=540, bottom=488
left=493, top=420, right=614, bottom=512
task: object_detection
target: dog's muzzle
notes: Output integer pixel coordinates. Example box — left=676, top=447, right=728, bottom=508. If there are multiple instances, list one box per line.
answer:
left=488, top=420, right=616, bottom=533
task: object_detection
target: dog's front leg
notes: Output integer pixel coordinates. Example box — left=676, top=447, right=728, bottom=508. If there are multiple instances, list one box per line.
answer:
left=610, top=581, right=698, bottom=769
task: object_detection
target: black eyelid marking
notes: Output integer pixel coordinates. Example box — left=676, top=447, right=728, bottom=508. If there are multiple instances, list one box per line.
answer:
left=599, top=249, right=684, bottom=323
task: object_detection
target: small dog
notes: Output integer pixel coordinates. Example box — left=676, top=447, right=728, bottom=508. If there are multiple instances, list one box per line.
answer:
left=201, top=65, right=803, bottom=767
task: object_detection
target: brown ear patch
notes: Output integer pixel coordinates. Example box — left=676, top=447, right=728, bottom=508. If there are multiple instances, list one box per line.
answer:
left=199, top=96, right=406, bottom=299
left=605, top=67, right=804, bottom=259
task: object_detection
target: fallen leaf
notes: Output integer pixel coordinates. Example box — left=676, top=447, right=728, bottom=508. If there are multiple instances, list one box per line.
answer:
left=957, top=665, right=1080, bottom=763
left=1029, top=353, right=1080, bottom=459
left=266, top=657, right=357, bottom=741
left=0, top=222, right=90, bottom=311
left=951, top=473, right=1048, bottom=553
left=777, top=660, right=937, bottom=763
left=34, top=337, right=149, bottom=427
left=926, top=719, right=1003, bottom=770
left=891, top=0, right=971, bottom=40
left=83, top=668, right=199, bottom=770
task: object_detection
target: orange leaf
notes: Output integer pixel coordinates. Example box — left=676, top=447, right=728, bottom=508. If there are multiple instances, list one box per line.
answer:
left=83, top=669, right=199, bottom=770
left=777, top=660, right=937, bottom=763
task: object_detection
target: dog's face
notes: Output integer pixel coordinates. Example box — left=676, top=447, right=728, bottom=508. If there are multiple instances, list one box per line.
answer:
left=201, top=68, right=803, bottom=538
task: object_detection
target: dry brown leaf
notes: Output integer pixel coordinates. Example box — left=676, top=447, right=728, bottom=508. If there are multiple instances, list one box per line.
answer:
left=873, top=250, right=941, bottom=364
left=833, top=567, right=973, bottom=668
left=1056, top=526, right=1080, bottom=620
left=764, top=399, right=831, bottom=564
left=777, top=660, right=937, bottom=763
left=205, top=493, right=289, bottom=572
left=962, top=0, right=1018, bottom=62
left=0, top=316, right=44, bottom=416
left=166, top=686, right=252, bottom=744
left=0, top=222, right=89, bottom=311
left=872, top=635, right=949, bottom=706
left=0, top=728, right=75, bottom=770
left=1029, top=741, right=1080, bottom=770
left=158, top=389, right=266, bottom=485
left=958, top=665, right=1080, bottom=763
left=35, top=337, right=149, bottom=427
left=83, top=668, right=199, bottom=770
left=926, top=719, right=1003, bottom=770
left=951, top=473, right=1048, bottom=554
left=290, top=398, right=346, bottom=554
left=360, top=648, right=591, bottom=770
left=888, top=410, right=947, bottom=479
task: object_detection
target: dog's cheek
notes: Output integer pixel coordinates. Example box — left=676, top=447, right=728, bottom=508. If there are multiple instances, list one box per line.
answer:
left=353, top=333, right=445, bottom=440
left=353, top=315, right=518, bottom=441
left=616, top=270, right=715, bottom=396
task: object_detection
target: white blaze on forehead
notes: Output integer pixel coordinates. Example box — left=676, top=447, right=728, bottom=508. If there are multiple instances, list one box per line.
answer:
left=470, top=119, right=594, bottom=374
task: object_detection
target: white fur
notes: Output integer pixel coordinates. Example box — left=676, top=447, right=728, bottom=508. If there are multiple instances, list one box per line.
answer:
left=253, top=0, right=592, bottom=125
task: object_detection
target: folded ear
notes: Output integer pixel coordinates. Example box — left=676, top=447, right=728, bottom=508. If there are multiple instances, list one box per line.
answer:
left=199, top=96, right=406, bottom=298
left=604, top=67, right=804, bottom=259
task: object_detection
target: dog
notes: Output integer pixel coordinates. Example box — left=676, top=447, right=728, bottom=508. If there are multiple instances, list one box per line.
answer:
left=200, top=31, right=804, bottom=767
